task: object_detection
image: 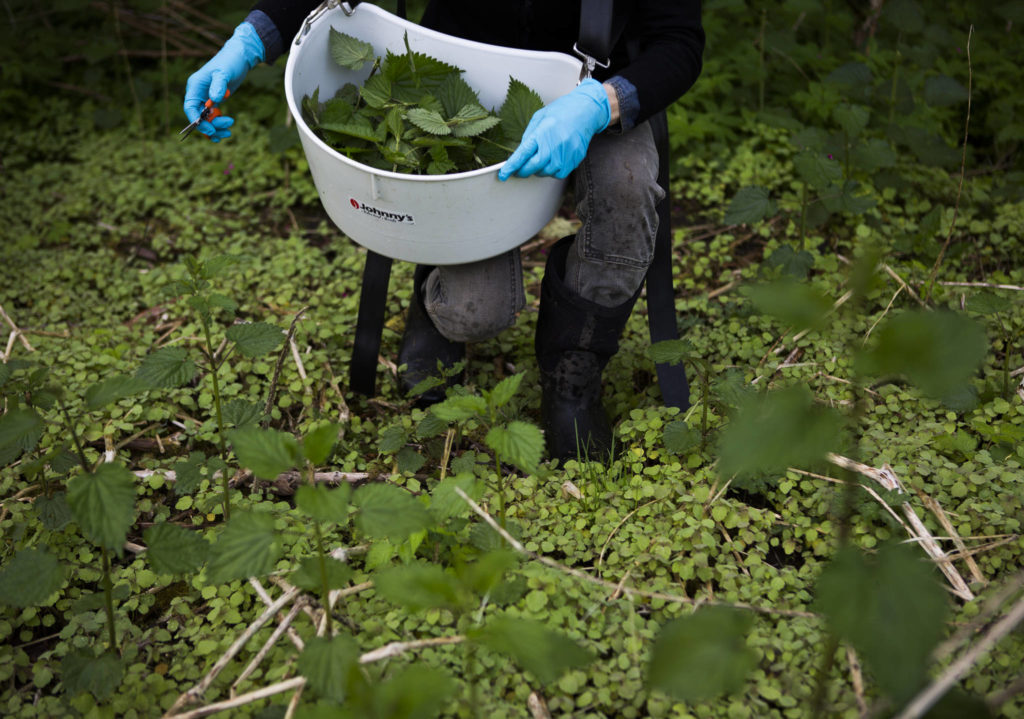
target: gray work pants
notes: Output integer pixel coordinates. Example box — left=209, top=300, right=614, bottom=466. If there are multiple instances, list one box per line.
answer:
left=423, top=120, right=663, bottom=343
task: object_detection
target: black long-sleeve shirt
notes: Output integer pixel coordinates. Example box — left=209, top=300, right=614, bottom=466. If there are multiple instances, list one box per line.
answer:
left=250, top=0, right=703, bottom=127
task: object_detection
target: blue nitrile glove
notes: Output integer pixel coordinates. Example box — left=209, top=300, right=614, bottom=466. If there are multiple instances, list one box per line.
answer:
left=183, top=22, right=265, bottom=142
left=498, top=78, right=611, bottom=181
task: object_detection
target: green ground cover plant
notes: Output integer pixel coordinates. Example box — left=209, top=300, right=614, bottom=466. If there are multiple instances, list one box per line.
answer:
left=1, top=1, right=1023, bottom=718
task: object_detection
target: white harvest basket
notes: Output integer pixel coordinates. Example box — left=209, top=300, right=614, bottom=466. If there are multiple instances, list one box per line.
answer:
left=284, top=3, right=581, bottom=265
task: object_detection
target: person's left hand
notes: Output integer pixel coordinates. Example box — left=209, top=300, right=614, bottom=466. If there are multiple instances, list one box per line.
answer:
left=498, top=78, right=611, bottom=180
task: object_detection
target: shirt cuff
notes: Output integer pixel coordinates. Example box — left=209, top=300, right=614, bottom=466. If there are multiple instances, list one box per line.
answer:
left=604, top=75, right=640, bottom=133
left=245, top=10, right=283, bottom=64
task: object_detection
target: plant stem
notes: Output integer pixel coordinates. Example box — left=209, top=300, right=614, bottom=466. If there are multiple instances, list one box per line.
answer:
left=308, top=462, right=333, bottom=635
left=100, top=546, right=118, bottom=652
left=799, top=182, right=809, bottom=251
left=58, top=398, right=90, bottom=470
left=758, top=8, right=767, bottom=112
left=888, top=41, right=902, bottom=127
left=199, top=313, right=230, bottom=520
left=699, top=366, right=710, bottom=450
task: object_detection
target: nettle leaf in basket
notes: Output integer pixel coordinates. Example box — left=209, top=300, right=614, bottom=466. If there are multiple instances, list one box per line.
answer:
left=450, top=104, right=501, bottom=138
left=436, top=73, right=481, bottom=118
left=322, top=96, right=356, bottom=125
left=329, top=28, right=374, bottom=70
left=407, top=108, right=451, bottom=136
left=360, top=73, right=392, bottom=109
left=320, top=115, right=379, bottom=144
left=500, top=77, right=544, bottom=145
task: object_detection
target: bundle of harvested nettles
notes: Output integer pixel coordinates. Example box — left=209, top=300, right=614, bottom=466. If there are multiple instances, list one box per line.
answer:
left=301, top=30, right=544, bottom=174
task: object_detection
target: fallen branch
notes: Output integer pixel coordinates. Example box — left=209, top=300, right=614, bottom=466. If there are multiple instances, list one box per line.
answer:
left=0, top=303, right=34, bottom=354
left=827, top=454, right=975, bottom=601
left=894, top=593, right=1024, bottom=719
left=165, top=585, right=301, bottom=716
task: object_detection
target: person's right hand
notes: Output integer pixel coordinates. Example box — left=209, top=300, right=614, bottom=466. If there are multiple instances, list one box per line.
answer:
left=183, top=22, right=265, bottom=142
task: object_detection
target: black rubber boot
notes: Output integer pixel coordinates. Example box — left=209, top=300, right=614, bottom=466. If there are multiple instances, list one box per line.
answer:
left=397, top=265, right=466, bottom=406
left=535, top=237, right=641, bottom=463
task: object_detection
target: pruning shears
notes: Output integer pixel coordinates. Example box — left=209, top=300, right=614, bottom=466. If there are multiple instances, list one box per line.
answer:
left=179, top=89, right=231, bottom=141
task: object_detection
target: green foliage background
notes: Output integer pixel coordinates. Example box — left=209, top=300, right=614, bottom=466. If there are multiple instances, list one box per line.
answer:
left=1, top=0, right=1023, bottom=718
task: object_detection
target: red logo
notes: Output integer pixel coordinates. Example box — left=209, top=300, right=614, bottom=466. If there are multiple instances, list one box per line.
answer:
left=350, top=198, right=360, bottom=209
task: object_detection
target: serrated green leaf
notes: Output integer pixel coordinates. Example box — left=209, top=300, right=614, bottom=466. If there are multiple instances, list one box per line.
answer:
left=361, top=73, right=392, bottom=109
left=321, top=96, right=356, bottom=125
left=474, top=616, right=593, bottom=685
left=205, top=510, right=279, bottom=584
left=647, top=607, right=757, bottom=701
left=431, top=395, right=487, bottom=422
left=67, top=463, right=136, bottom=553
left=136, top=347, right=195, bottom=389
left=62, top=649, right=123, bottom=701
left=415, top=411, right=448, bottom=439
left=815, top=543, right=948, bottom=701
left=717, top=385, right=844, bottom=479
left=374, top=562, right=463, bottom=610
left=406, top=108, right=451, bottom=135
left=0, top=362, right=10, bottom=387
left=763, top=244, right=815, bottom=280
left=793, top=150, right=843, bottom=189
left=35, top=491, right=72, bottom=531
left=354, top=483, right=431, bottom=541
left=485, top=421, right=543, bottom=474
left=0, top=547, right=65, bottom=607
left=329, top=28, right=374, bottom=69
left=436, top=74, right=481, bottom=118
left=966, top=292, right=1013, bottom=316
left=851, top=138, right=897, bottom=172
left=303, top=422, right=341, bottom=466
left=172, top=451, right=206, bottom=495
left=229, top=427, right=300, bottom=480
left=320, top=116, right=379, bottom=143
left=225, top=322, right=283, bottom=358
left=499, top=77, right=543, bottom=145
left=143, top=522, right=208, bottom=575
left=0, top=408, right=44, bottom=458
left=430, top=474, right=483, bottom=520
left=396, top=446, right=425, bottom=474
left=857, top=310, right=987, bottom=401
left=291, top=556, right=352, bottom=593
left=201, top=255, right=247, bottom=280
left=832, top=103, right=870, bottom=138
left=378, top=425, right=408, bottom=454
left=742, top=279, right=832, bottom=331
left=222, top=399, right=263, bottom=428
left=724, top=186, right=776, bottom=225
left=488, top=373, right=524, bottom=409
left=650, top=339, right=695, bottom=366
left=663, top=421, right=700, bottom=455
left=924, top=74, right=968, bottom=107
left=821, top=180, right=875, bottom=215
left=298, top=635, right=360, bottom=703
left=375, top=665, right=456, bottom=719
left=84, top=375, right=149, bottom=411
left=384, top=106, right=404, bottom=142
left=295, top=483, right=351, bottom=524
left=452, top=115, right=501, bottom=138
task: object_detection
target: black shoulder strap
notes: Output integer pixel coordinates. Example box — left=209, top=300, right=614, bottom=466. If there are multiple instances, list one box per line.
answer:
left=348, top=0, right=406, bottom=398
left=577, top=0, right=614, bottom=66
left=647, top=110, right=690, bottom=410
left=578, top=0, right=690, bottom=410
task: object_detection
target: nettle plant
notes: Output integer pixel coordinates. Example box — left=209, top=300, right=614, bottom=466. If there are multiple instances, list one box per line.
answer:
left=703, top=256, right=992, bottom=713
left=301, top=30, right=543, bottom=174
